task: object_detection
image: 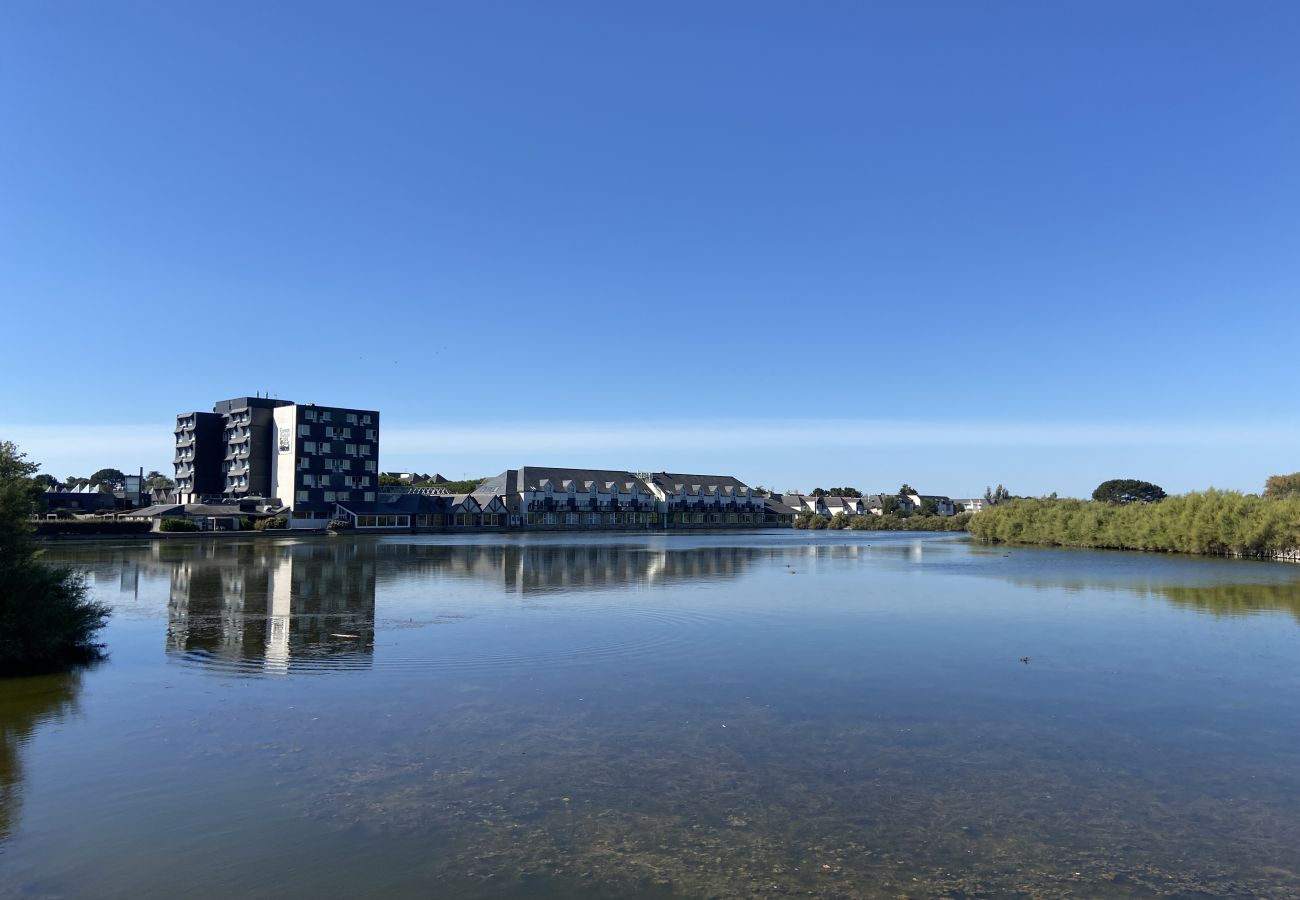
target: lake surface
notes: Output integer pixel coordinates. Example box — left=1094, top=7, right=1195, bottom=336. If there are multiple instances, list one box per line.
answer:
left=4, top=532, right=1300, bottom=898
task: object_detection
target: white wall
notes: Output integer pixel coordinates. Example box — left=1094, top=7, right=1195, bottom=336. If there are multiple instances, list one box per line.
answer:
left=271, top=405, right=297, bottom=508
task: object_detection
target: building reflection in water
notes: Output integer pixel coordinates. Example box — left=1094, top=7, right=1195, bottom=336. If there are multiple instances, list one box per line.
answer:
left=371, top=541, right=767, bottom=594
left=157, top=538, right=892, bottom=673
left=164, top=541, right=376, bottom=674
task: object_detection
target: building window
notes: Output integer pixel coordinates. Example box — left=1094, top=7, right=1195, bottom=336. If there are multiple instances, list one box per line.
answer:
left=324, top=491, right=336, bottom=502
left=365, top=429, right=376, bottom=440
left=296, top=491, right=309, bottom=502
left=365, top=461, right=376, bottom=472
left=346, top=413, right=357, bottom=424
left=298, top=425, right=310, bottom=437
left=364, top=491, right=375, bottom=501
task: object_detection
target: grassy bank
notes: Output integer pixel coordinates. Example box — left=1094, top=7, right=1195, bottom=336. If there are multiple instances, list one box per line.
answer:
left=967, top=491, right=1300, bottom=557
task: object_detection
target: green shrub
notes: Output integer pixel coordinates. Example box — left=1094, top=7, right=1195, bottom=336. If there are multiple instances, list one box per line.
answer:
left=1, top=439, right=111, bottom=672
left=0, top=560, right=110, bottom=672
left=254, top=515, right=288, bottom=531
left=327, top=519, right=352, bottom=530
left=239, top=517, right=254, bottom=530
left=159, top=517, right=199, bottom=532
left=847, top=513, right=972, bottom=532
left=793, top=511, right=831, bottom=530
left=967, top=492, right=1300, bottom=556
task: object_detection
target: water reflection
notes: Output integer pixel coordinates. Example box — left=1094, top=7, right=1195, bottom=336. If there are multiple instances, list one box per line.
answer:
left=11, top=534, right=1300, bottom=898
left=164, top=542, right=376, bottom=674
left=376, top=542, right=762, bottom=592
left=0, top=672, right=84, bottom=842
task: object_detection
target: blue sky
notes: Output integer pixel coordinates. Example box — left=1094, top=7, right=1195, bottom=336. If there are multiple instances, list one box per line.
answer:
left=2, top=2, right=1298, bottom=496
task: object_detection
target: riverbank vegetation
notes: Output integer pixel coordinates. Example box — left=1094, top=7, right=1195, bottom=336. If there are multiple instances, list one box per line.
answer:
left=968, top=490, right=1300, bottom=557
left=794, top=510, right=972, bottom=532
left=1, top=441, right=111, bottom=673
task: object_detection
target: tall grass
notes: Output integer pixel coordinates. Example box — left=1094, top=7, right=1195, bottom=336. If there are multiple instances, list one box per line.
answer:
left=967, top=491, right=1300, bottom=557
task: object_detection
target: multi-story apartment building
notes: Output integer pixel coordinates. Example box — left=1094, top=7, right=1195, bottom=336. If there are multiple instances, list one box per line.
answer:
left=213, top=397, right=292, bottom=499
left=173, top=411, right=225, bottom=503
left=643, top=472, right=767, bottom=526
left=173, top=397, right=379, bottom=522
left=269, top=403, right=380, bottom=523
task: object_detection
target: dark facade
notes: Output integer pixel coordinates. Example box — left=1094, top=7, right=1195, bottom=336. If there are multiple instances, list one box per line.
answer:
left=173, top=411, right=225, bottom=503
left=271, top=404, right=380, bottom=520
left=213, top=397, right=292, bottom=500
left=173, top=397, right=378, bottom=515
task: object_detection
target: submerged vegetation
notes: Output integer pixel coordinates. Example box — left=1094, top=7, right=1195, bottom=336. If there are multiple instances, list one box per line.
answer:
left=1, top=440, right=110, bottom=673
left=968, top=491, right=1300, bottom=558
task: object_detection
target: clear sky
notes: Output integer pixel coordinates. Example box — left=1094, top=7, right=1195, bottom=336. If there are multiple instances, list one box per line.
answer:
left=2, top=2, right=1298, bottom=497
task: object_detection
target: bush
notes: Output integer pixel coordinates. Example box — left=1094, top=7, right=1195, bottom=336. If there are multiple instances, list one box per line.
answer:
left=1, top=439, right=111, bottom=672
left=0, top=562, right=110, bottom=672
left=159, top=517, right=199, bottom=532
left=847, top=513, right=972, bottom=532
left=240, top=517, right=254, bottom=531
left=327, top=519, right=352, bottom=530
left=254, top=515, right=288, bottom=531
left=967, top=492, right=1300, bottom=556
left=794, top=511, right=830, bottom=530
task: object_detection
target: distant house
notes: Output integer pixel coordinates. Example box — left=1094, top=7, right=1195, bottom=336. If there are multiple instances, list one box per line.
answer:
left=905, top=494, right=957, bottom=516
left=953, top=498, right=986, bottom=514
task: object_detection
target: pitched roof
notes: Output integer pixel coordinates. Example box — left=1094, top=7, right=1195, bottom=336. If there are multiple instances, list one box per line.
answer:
left=485, top=467, right=650, bottom=494
left=648, top=472, right=753, bottom=494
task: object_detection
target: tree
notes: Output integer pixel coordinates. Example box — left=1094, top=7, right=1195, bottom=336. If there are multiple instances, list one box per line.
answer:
left=813, top=486, right=861, bottom=498
left=33, top=474, right=59, bottom=489
left=898, top=484, right=916, bottom=496
left=984, top=484, right=1011, bottom=506
left=65, top=476, right=89, bottom=490
left=920, top=498, right=939, bottom=516
left=144, top=471, right=174, bottom=492
left=878, top=494, right=899, bottom=515
left=1092, top=479, right=1166, bottom=505
left=0, top=440, right=110, bottom=671
left=88, top=468, right=127, bottom=491
left=1264, top=472, right=1300, bottom=499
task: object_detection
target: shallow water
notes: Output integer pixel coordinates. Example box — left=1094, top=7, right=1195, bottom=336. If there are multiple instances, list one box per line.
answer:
left=3, top=532, right=1300, bottom=898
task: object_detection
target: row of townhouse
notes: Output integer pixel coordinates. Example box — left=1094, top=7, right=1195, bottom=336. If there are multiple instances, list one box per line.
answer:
left=783, top=492, right=960, bottom=518
left=333, top=466, right=798, bottom=531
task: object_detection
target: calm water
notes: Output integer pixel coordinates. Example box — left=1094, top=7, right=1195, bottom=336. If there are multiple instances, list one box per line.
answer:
left=4, top=532, right=1300, bottom=898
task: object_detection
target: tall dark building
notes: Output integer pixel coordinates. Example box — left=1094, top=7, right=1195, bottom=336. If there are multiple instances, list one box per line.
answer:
left=173, top=411, right=225, bottom=503
left=173, top=397, right=379, bottom=520
left=212, top=396, right=292, bottom=499
left=269, top=403, right=380, bottom=522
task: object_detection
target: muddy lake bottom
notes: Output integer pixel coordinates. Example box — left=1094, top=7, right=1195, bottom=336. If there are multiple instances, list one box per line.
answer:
left=3, top=531, right=1300, bottom=898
